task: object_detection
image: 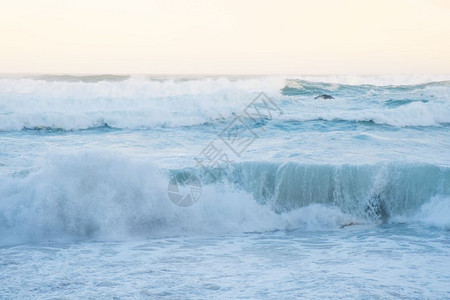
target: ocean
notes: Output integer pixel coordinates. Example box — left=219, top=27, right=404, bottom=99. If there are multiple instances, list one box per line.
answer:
left=0, top=75, right=449, bottom=298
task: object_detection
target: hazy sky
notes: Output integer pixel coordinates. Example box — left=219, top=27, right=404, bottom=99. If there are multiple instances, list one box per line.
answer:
left=1, top=0, right=449, bottom=74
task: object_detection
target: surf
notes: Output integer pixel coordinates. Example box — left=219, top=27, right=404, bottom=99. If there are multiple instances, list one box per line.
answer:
left=1, top=75, right=449, bottom=131
left=0, top=151, right=448, bottom=246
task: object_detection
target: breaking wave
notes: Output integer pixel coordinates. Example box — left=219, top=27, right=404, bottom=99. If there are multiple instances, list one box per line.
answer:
left=0, top=151, right=448, bottom=246
left=0, top=75, right=449, bottom=131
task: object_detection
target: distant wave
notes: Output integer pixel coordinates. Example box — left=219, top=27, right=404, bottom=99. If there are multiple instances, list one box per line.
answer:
left=0, top=75, right=449, bottom=131
left=281, top=78, right=450, bottom=96
left=4, top=100, right=448, bottom=131
left=283, top=74, right=450, bottom=86
left=0, top=151, right=448, bottom=245
left=281, top=101, right=450, bottom=127
left=0, top=76, right=283, bottom=131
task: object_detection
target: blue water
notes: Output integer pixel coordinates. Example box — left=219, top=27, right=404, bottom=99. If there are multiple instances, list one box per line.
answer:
left=0, top=75, right=449, bottom=298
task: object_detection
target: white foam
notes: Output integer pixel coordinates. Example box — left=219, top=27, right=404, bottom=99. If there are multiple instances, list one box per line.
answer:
left=281, top=96, right=450, bottom=127
left=324, top=101, right=449, bottom=127
left=0, top=76, right=284, bottom=131
left=413, top=196, right=450, bottom=229
left=0, top=151, right=361, bottom=245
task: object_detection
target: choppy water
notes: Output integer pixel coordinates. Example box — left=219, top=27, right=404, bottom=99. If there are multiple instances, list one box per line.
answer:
left=0, top=75, right=449, bottom=298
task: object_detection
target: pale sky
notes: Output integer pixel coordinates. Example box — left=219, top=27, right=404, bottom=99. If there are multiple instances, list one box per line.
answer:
left=1, top=0, right=449, bottom=74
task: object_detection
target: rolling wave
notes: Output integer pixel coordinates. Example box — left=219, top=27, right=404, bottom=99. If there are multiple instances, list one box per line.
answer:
left=281, top=79, right=450, bottom=96
left=0, top=75, right=449, bottom=131
left=0, top=76, right=282, bottom=131
left=0, top=151, right=448, bottom=245
left=280, top=101, right=450, bottom=127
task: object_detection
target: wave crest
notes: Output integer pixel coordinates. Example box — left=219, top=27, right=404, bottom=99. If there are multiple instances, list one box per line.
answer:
left=0, top=151, right=448, bottom=245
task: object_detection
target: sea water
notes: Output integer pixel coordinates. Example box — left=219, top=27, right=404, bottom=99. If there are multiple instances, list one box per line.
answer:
left=0, top=75, right=449, bottom=298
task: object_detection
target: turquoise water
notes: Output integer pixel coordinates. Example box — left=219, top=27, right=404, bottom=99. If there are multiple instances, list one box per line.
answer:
left=0, top=75, right=449, bottom=298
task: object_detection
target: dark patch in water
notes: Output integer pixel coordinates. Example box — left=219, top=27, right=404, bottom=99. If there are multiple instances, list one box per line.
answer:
left=365, top=194, right=389, bottom=222
left=314, top=94, right=334, bottom=100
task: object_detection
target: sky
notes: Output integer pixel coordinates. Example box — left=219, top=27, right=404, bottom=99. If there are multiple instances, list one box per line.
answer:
left=0, top=0, right=449, bottom=74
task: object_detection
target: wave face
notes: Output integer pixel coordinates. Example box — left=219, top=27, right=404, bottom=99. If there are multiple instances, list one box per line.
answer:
left=222, top=162, right=450, bottom=216
left=0, top=75, right=449, bottom=130
left=0, top=152, right=449, bottom=245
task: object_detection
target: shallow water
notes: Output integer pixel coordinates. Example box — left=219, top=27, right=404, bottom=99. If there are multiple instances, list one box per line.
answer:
left=1, top=224, right=449, bottom=299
